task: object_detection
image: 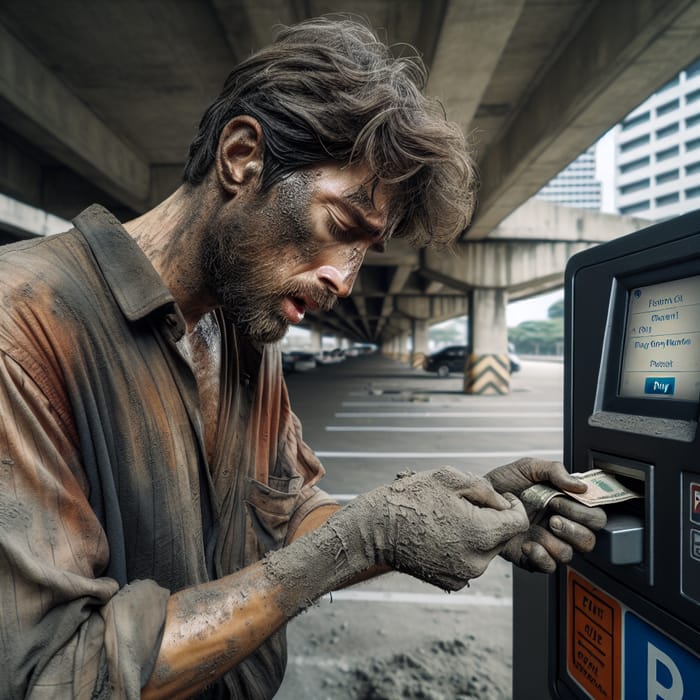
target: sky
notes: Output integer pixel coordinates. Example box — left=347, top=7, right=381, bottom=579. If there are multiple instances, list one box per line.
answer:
left=595, top=127, right=618, bottom=214
left=506, top=289, right=563, bottom=326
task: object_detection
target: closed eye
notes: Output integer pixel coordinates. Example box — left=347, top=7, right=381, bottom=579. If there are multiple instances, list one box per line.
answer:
left=326, top=215, right=357, bottom=243
left=326, top=213, right=385, bottom=253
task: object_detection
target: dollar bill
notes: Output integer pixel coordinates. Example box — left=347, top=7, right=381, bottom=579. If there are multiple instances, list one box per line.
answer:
left=520, top=483, right=559, bottom=511
left=565, top=469, right=642, bottom=507
left=520, top=469, right=641, bottom=515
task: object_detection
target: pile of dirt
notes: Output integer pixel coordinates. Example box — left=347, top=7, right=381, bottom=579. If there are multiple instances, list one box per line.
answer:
left=319, top=635, right=510, bottom=700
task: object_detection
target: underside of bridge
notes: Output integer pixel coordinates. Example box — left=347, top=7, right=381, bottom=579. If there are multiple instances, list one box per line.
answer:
left=1, top=0, right=699, bottom=351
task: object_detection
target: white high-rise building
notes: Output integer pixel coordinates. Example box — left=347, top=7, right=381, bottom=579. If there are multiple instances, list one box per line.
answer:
left=536, top=145, right=602, bottom=210
left=613, top=57, right=700, bottom=220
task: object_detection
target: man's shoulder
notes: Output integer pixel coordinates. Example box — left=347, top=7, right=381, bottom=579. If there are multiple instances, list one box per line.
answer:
left=0, top=228, right=87, bottom=273
left=0, top=228, right=97, bottom=306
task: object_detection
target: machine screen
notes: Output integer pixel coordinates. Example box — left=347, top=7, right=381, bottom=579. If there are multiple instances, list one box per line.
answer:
left=619, top=274, right=700, bottom=402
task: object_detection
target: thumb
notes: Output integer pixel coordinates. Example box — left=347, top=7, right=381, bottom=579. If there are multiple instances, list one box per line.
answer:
left=494, top=494, right=530, bottom=537
left=549, top=466, right=587, bottom=494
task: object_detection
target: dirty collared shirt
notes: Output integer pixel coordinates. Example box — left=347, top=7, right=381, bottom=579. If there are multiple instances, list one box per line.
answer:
left=0, top=205, right=333, bottom=699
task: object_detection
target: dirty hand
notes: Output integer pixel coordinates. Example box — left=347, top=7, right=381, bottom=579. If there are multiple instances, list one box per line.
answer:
left=324, top=467, right=529, bottom=591
left=485, top=458, right=607, bottom=574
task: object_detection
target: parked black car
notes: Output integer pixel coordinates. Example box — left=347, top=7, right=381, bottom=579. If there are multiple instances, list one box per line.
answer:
left=422, top=345, right=521, bottom=377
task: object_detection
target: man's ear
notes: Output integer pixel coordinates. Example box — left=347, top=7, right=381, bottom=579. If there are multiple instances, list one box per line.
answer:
left=215, top=116, right=264, bottom=195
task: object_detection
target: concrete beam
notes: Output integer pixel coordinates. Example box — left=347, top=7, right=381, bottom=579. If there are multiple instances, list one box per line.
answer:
left=489, top=199, right=648, bottom=243
left=348, top=276, right=372, bottom=337
left=469, top=0, right=700, bottom=238
left=364, top=238, right=418, bottom=267
left=387, top=265, right=414, bottom=295
left=423, top=280, right=444, bottom=294
left=396, top=295, right=469, bottom=323
left=427, top=0, right=524, bottom=132
left=0, top=133, right=42, bottom=207
left=423, top=239, right=594, bottom=290
left=211, top=0, right=301, bottom=64
left=0, top=21, right=150, bottom=212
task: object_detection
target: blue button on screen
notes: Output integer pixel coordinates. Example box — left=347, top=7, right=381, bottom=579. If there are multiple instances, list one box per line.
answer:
left=644, top=377, right=676, bottom=395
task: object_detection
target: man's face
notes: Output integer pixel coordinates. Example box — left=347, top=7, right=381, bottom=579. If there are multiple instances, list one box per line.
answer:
left=202, top=162, right=388, bottom=344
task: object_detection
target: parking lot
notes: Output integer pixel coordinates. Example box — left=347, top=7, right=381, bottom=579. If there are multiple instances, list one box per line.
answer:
left=275, top=352, right=564, bottom=699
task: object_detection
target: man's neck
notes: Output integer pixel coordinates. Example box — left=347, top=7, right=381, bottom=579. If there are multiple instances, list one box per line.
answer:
left=124, top=185, right=218, bottom=330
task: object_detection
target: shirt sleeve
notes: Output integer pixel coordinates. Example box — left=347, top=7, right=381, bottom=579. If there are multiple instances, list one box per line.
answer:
left=0, top=351, right=169, bottom=699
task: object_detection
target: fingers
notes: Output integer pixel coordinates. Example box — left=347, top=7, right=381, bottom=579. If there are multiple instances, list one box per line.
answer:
left=504, top=526, right=573, bottom=573
left=546, top=463, right=588, bottom=494
left=501, top=535, right=558, bottom=574
left=485, top=458, right=585, bottom=497
left=505, top=509, right=603, bottom=574
left=475, top=494, right=530, bottom=547
left=433, top=467, right=512, bottom=510
left=521, top=541, right=558, bottom=574
left=458, top=479, right=512, bottom=510
left=549, top=497, right=607, bottom=530
left=548, top=514, right=597, bottom=552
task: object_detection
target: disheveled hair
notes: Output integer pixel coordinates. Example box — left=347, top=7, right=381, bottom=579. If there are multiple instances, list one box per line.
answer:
left=183, top=16, right=478, bottom=246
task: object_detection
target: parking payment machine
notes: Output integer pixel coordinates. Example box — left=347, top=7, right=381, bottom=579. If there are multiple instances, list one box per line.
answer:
left=513, top=210, right=700, bottom=699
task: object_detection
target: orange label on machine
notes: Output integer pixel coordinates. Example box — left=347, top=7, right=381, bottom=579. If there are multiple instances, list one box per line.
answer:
left=567, top=569, right=622, bottom=699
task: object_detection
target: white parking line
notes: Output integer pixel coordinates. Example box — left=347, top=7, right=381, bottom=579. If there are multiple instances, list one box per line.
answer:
left=315, top=450, right=562, bottom=459
left=335, top=411, right=562, bottom=418
left=329, top=494, right=357, bottom=502
left=342, top=400, right=562, bottom=407
left=319, top=590, right=511, bottom=606
left=326, top=426, right=562, bottom=433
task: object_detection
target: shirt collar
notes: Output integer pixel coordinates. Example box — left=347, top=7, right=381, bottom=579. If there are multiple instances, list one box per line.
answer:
left=72, top=204, right=183, bottom=333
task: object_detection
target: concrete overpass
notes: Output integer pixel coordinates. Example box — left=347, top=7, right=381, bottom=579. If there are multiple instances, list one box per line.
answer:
left=1, top=0, right=699, bottom=391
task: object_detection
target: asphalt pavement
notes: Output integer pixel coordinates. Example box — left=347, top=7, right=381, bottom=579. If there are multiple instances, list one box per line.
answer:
left=274, top=352, right=564, bottom=699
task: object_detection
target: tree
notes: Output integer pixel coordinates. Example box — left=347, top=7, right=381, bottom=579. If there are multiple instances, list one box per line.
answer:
left=509, top=318, right=563, bottom=355
left=548, top=298, right=564, bottom=319
left=429, top=319, right=465, bottom=347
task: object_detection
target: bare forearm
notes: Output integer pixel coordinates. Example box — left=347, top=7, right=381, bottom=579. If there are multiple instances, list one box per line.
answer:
left=142, top=562, right=288, bottom=700
left=141, top=501, right=388, bottom=699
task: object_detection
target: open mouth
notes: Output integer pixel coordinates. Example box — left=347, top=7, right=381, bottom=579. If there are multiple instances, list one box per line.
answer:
left=282, top=296, right=306, bottom=324
left=292, top=296, right=306, bottom=315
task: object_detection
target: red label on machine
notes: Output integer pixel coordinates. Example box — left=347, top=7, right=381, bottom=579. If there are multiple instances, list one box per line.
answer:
left=567, top=569, right=622, bottom=699
left=691, top=482, right=700, bottom=524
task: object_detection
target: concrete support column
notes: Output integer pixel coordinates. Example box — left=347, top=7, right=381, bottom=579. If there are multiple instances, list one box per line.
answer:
left=399, top=330, right=410, bottom=364
left=465, top=288, right=510, bottom=395
left=390, top=335, right=402, bottom=360
left=411, top=319, right=429, bottom=369
left=389, top=336, right=398, bottom=360
left=309, top=325, right=322, bottom=354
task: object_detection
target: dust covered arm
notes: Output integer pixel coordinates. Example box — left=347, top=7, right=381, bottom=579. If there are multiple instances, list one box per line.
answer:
left=145, top=468, right=529, bottom=698
left=485, top=458, right=607, bottom=573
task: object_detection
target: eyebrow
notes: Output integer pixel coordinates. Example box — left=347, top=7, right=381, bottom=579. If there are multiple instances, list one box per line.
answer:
left=340, top=187, right=386, bottom=240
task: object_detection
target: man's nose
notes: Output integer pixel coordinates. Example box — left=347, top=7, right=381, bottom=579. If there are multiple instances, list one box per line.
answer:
left=315, top=264, right=359, bottom=298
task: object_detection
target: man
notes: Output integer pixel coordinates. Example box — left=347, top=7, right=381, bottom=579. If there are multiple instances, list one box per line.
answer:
left=0, top=17, right=604, bottom=699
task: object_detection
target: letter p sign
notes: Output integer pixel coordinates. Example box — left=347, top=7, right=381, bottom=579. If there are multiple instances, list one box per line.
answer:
left=648, top=642, right=683, bottom=699
left=624, top=612, right=699, bottom=699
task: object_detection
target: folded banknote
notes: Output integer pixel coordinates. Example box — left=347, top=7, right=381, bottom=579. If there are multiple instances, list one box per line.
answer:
left=521, top=469, right=641, bottom=514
